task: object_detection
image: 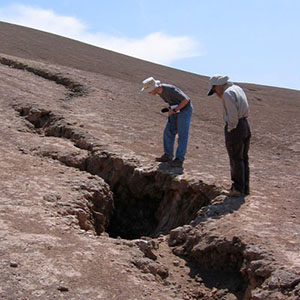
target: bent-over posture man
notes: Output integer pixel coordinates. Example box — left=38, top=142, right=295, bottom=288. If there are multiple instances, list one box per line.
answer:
left=141, top=77, right=193, bottom=168
left=207, top=75, right=251, bottom=197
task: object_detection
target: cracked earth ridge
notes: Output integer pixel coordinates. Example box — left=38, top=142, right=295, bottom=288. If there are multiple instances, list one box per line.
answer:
left=0, top=55, right=299, bottom=300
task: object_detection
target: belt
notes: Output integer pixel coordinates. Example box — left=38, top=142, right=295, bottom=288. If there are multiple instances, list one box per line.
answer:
left=169, top=101, right=191, bottom=112
left=181, top=101, right=191, bottom=111
left=225, top=117, right=248, bottom=126
left=169, top=100, right=191, bottom=112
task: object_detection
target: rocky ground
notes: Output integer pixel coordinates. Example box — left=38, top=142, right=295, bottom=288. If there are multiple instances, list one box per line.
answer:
left=0, top=22, right=299, bottom=300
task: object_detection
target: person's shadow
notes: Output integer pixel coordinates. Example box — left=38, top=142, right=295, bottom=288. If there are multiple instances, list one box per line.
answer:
left=191, top=194, right=245, bottom=226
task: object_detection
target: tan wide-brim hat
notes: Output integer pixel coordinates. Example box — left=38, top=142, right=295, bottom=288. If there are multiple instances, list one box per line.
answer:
left=141, top=76, right=161, bottom=92
left=207, top=75, right=229, bottom=96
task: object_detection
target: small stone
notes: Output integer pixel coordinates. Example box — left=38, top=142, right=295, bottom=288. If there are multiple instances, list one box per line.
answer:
left=244, top=245, right=264, bottom=260
left=57, top=286, right=69, bottom=292
left=173, top=260, right=180, bottom=266
left=267, top=269, right=300, bottom=289
left=195, top=275, right=203, bottom=283
left=10, top=262, right=18, bottom=268
left=135, top=240, right=157, bottom=260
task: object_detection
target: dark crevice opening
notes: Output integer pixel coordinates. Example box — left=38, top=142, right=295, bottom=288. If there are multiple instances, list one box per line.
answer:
left=13, top=104, right=265, bottom=300
left=102, top=184, right=210, bottom=240
left=14, top=104, right=217, bottom=241
left=106, top=195, right=159, bottom=240
left=7, top=61, right=286, bottom=300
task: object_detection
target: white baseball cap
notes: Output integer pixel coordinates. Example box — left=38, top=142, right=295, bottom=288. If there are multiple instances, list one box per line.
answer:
left=207, top=75, right=229, bottom=96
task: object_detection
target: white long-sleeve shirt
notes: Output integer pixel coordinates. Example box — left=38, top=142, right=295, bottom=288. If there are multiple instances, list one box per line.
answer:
left=222, top=83, right=249, bottom=131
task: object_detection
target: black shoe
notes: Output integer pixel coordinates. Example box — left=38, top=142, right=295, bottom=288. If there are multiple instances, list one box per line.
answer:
left=169, top=158, right=183, bottom=168
left=155, top=153, right=172, bottom=162
left=226, top=187, right=243, bottom=197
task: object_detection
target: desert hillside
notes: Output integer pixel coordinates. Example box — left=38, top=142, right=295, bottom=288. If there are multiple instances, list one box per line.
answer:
left=0, top=21, right=299, bottom=300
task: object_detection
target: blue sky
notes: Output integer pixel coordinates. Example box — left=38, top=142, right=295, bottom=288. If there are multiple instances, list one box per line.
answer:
left=0, top=0, right=299, bottom=91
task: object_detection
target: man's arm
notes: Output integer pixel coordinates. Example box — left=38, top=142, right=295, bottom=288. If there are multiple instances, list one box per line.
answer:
left=223, top=94, right=238, bottom=131
left=169, top=99, right=190, bottom=115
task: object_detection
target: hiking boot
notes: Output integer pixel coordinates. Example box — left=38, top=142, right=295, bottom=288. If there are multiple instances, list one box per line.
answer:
left=226, top=187, right=243, bottom=197
left=155, top=153, right=172, bottom=162
left=169, top=158, right=183, bottom=168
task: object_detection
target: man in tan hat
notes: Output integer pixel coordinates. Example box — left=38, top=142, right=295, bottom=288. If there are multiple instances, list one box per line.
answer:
left=207, top=75, right=251, bottom=197
left=141, top=76, right=193, bottom=168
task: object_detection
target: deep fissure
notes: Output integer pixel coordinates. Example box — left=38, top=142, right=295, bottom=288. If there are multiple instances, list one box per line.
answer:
left=22, top=106, right=247, bottom=299
left=13, top=105, right=274, bottom=299
left=14, top=104, right=216, bottom=240
left=4, top=57, right=294, bottom=300
left=106, top=194, right=159, bottom=240
left=3, top=57, right=208, bottom=240
left=85, top=150, right=213, bottom=240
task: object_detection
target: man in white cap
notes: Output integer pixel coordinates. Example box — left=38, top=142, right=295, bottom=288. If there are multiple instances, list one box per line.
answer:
left=141, top=76, right=193, bottom=168
left=207, top=75, right=251, bottom=197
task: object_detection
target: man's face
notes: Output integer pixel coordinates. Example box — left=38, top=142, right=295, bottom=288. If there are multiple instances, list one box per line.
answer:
left=148, top=86, right=161, bottom=95
left=148, top=88, right=157, bottom=95
left=214, top=85, right=224, bottom=99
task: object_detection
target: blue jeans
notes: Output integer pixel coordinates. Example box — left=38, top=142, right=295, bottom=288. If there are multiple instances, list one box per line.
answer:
left=163, top=103, right=193, bottom=161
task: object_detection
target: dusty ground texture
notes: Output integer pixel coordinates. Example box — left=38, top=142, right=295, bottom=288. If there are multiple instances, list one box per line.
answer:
left=0, top=22, right=299, bottom=300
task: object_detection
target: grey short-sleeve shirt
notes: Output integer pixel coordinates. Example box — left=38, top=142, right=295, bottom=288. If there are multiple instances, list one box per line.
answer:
left=159, top=84, right=190, bottom=105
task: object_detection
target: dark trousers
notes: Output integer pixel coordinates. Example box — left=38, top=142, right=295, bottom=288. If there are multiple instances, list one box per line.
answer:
left=225, top=118, right=251, bottom=194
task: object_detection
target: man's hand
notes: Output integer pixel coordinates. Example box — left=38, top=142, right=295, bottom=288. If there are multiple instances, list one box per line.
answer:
left=168, top=109, right=176, bottom=116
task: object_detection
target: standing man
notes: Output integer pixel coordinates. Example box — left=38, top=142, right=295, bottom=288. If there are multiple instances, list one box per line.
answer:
left=207, top=75, right=251, bottom=197
left=141, top=77, right=193, bottom=168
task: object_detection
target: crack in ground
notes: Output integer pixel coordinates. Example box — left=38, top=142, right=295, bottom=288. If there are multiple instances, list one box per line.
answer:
left=0, top=56, right=88, bottom=98
left=14, top=103, right=254, bottom=299
left=6, top=60, right=298, bottom=299
left=13, top=103, right=218, bottom=239
left=15, top=107, right=300, bottom=299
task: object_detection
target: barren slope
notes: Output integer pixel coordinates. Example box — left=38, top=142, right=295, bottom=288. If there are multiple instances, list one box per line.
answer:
left=0, top=22, right=299, bottom=300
